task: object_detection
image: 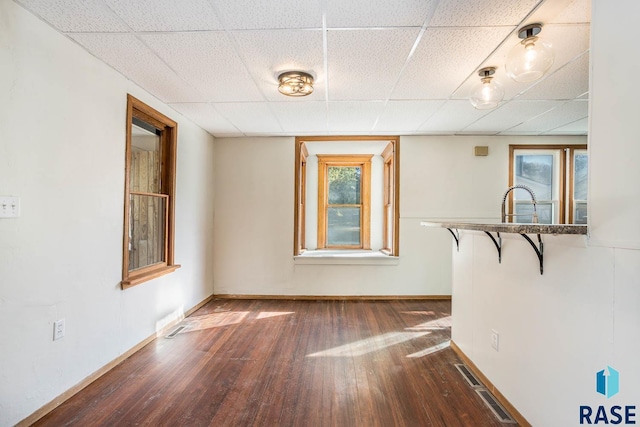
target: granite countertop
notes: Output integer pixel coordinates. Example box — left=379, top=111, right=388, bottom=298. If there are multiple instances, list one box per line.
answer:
left=420, top=221, right=588, bottom=235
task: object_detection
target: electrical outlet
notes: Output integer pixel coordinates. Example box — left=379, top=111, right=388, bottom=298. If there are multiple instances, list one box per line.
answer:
left=0, top=196, right=20, bottom=218
left=491, top=330, right=499, bottom=351
left=53, top=319, right=65, bottom=341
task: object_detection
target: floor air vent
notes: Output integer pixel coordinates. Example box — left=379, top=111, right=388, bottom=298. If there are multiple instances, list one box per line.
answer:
left=165, top=325, right=186, bottom=339
left=454, top=363, right=482, bottom=387
left=475, top=389, right=517, bottom=424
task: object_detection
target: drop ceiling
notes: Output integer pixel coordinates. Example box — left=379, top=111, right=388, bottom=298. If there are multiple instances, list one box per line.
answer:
left=15, top=0, right=591, bottom=138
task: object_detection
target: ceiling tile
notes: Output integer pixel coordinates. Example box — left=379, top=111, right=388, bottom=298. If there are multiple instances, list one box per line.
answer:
left=104, top=0, right=222, bottom=32
left=327, top=102, right=386, bottom=132
left=269, top=102, right=327, bottom=134
left=140, top=32, right=263, bottom=103
left=168, top=103, right=239, bottom=136
left=451, top=24, right=590, bottom=101
left=550, top=0, right=591, bottom=23
left=69, top=33, right=204, bottom=103
left=231, top=30, right=325, bottom=102
left=392, top=26, right=513, bottom=100
left=213, top=103, right=283, bottom=134
left=532, top=0, right=591, bottom=24
left=543, top=117, right=588, bottom=134
left=504, top=100, right=588, bottom=133
left=517, top=52, right=589, bottom=100
left=16, top=0, right=129, bottom=32
left=326, top=0, right=437, bottom=28
left=374, top=100, right=445, bottom=132
left=462, top=100, right=561, bottom=132
left=419, top=100, right=492, bottom=132
left=328, top=29, right=420, bottom=101
left=430, top=0, right=541, bottom=27
left=213, top=0, right=322, bottom=30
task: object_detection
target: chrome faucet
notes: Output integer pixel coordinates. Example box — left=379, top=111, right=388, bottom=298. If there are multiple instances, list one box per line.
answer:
left=501, top=185, right=538, bottom=223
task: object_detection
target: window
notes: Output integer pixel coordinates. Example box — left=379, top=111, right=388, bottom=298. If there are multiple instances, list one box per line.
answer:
left=122, top=95, right=180, bottom=289
left=294, top=137, right=400, bottom=256
left=508, top=144, right=587, bottom=224
left=317, top=155, right=372, bottom=249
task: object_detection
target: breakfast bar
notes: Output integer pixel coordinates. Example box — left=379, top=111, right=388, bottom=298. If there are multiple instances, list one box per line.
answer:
left=420, top=221, right=588, bottom=274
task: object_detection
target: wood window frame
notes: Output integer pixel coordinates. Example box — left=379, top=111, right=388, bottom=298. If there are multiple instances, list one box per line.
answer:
left=508, top=144, right=587, bottom=225
left=293, top=136, right=400, bottom=256
left=381, top=142, right=395, bottom=254
left=317, top=154, right=372, bottom=250
left=122, top=95, right=180, bottom=289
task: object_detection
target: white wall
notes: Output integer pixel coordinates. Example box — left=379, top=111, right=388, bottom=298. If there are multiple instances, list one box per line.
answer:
left=450, top=1, right=640, bottom=426
left=213, top=135, right=584, bottom=298
left=304, top=141, right=386, bottom=250
left=0, top=2, right=215, bottom=425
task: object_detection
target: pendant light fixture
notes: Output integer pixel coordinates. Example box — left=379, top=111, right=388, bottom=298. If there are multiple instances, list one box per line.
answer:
left=469, top=67, right=504, bottom=110
left=277, top=71, right=314, bottom=97
left=505, top=24, right=554, bottom=83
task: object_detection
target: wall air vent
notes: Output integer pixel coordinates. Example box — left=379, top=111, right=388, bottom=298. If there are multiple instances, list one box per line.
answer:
left=454, top=363, right=482, bottom=387
left=475, top=389, right=517, bottom=424
left=165, top=325, right=186, bottom=339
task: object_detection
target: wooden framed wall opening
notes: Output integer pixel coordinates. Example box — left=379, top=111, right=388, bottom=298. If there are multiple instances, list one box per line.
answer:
left=122, top=95, right=180, bottom=289
left=294, top=136, right=400, bottom=256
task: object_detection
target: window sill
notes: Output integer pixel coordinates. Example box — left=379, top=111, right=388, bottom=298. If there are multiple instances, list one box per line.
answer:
left=121, top=264, right=181, bottom=289
left=294, top=250, right=399, bottom=265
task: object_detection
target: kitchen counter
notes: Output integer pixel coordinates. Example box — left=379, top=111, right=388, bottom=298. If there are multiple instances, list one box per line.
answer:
left=420, top=220, right=588, bottom=274
left=419, top=221, right=587, bottom=235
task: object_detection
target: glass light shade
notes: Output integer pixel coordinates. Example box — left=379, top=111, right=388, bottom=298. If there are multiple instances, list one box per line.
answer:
left=469, top=77, right=504, bottom=110
left=278, top=71, right=314, bottom=97
left=505, top=36, right=554, bottom=83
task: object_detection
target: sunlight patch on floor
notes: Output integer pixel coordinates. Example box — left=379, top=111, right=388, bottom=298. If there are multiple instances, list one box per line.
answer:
left=405, top=315, right=452, bottom=331
left=307, top=331, right=430, bottom=357
left=183, top=311, right=250, bottom=332
left=256, top=311, right=295, bottom=320
left=406, top=340, right=451, bottom=358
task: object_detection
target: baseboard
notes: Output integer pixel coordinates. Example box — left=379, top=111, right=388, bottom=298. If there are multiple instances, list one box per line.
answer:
left=213, top=294, right=452, bottom=301
left=450, top=340, right=531, bottom=427
left=17, top=294, right=216, bottom=427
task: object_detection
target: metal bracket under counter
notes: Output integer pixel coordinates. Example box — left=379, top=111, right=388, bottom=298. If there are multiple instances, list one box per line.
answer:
left=422, top=221, right=587, bottom=275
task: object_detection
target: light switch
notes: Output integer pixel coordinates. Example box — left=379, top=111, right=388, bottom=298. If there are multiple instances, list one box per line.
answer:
left=0, top=196, right=20, bottom=218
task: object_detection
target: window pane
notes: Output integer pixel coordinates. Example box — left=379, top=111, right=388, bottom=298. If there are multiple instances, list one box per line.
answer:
left=574, top=201, right=588, bottom=224
left=129, top=194, right=166, bottom=271
left=514, top=154, right=553, bottom=200
left=574, top=153, right=588, bottom=201
left=327, top=207, right=360, bottom=246
left=328, top=166, right=361, bottom=204
left=130, top=123, right=161, bottom=193
left=515, top=201, right=553, bottom=224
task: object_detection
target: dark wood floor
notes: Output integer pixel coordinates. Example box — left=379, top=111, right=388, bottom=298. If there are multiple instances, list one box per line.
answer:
left=35, top=299, right=510, bottom=426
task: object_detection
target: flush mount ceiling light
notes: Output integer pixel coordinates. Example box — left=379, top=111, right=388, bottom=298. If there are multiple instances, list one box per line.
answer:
left=277, top=71, right=314, bottom=97
left=505, top=23, right=555, bottom=83
left=469, top=67, right=504, bottom=110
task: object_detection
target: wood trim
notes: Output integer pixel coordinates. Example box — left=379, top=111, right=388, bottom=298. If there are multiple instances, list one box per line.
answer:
left=294, top=136, right=400, bottom=255
left=316, top=155, right=373, bottom=249
left=381, top=141, right=393, bottom=161
left=123, top=95, right=178, bottom=289
left=559, top=148, right=567, bottom=224
left=362, top=158, right=371, bottom=249
left=508, top=144, right=587, bottom=224
left=450, top=340, right=532, bottom=427
left=17, top=293, right=216, bottom=427
left=568, top=148, right=575, bottom=224
left=293, top=139, right=301, bottom=255
left=121, top=264, right=181, bottom=289
left=212, top=294, right=452, bottom=301
left=393, top=139, right=400, bottom=256
left=296, top=135, right=399, bottom=142
left=293, top=140, right=309, bottom=255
